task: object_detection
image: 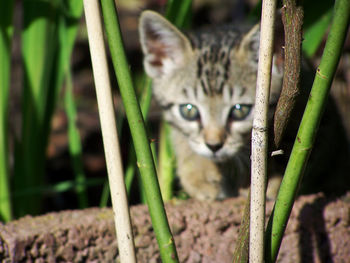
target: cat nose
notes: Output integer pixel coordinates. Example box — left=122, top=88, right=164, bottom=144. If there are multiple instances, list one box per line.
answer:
left=206, top=142, right=223, bottom=153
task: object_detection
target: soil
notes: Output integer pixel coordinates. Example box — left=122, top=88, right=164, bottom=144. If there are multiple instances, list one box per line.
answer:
left=1, top=193, right=350, bottom=262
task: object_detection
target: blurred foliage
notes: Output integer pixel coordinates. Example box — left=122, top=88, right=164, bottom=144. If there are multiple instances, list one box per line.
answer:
left=0, top=0, right=340, bottom=223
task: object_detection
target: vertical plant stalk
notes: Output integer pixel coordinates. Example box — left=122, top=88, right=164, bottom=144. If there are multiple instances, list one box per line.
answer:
left=65, top=72, right=88, bottom=208
left=45, top=0, right=84, bottom=149
left=0, top=0, right=14, bottom=222
left=55, top=0, right=88, bottom=209
left=100, top=0, right=179, bottom=262
left=265, top=0, right=350, bottom=262
left=15, top=0, right=59, bottom=217
left=14, top=0, right=84, bottom=217
left=250, top=0, right=277, bottom=262
left=56, top=0, right=88, bottom=208
left=124, top=76, right=153, bottom=197
left=158, top=122, right=175, bottom=201
left=83, top=1, right=136, bottom=262
left=273, top=0, right=303, bottom=149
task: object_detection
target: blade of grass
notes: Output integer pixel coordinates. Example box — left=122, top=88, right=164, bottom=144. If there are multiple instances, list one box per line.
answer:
left=47, top=178, right=103, bottom=194
left=43, top=0, right=84, bottom=147
left=43, top=0, right=87, bottom=210
left=302, top=0, right=334, bottom=58
left=14, top=0, right=60, bottom=217
left=166, top=0, right=193, bottom=28
left=0, top=0, right=14, bottom=222
left=59, top=0, right=88, bottom=209
left=65, top=71, right=88, bottom=208
left=303, top=9, right=332, bottom=58
left=99, top=181, right=110, bottom=207
left=83, top=0, right=136, bottom=262
left=100, top=0, right=179, bottom=261
left=265, top=0, right=350, bottom=261
left=14, top=0, right=84, bottom=217
left=58, top=0, right=88, bottom=209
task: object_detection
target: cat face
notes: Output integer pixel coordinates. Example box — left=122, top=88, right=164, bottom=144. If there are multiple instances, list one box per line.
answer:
left=139, top=11, right=283, bottom=162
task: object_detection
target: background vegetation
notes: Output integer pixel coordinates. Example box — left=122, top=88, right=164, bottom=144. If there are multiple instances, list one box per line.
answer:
left=0, top=0, right=349, bottom=261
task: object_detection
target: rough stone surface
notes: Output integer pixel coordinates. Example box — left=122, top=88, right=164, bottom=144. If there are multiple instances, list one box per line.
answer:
left=1, top=193, right=349, bottom=262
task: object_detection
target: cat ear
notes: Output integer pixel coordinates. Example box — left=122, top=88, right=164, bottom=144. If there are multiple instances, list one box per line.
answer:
left=139, top=11, right=193, bottom=78
left=237, top=22, right=284, bottom=72
left=237, top=24, right=260, bottom=64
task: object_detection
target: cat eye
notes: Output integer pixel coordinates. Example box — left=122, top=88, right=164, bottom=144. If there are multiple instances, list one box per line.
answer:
left=179, top=104, right=200, bottom=121
left=229, top=104, right=252, bottom=121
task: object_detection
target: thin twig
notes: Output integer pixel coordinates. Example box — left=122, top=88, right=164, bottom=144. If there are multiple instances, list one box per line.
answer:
left=250, top=0, right=277, bottom=262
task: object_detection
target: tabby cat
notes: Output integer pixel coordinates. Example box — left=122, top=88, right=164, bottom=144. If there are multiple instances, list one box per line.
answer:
left=138, top=10, right=284, bottom=201
left=138, top=11, right=349, bottom=200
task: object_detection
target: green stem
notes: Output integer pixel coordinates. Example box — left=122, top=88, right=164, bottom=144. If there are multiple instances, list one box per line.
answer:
left=100, top=1, right=179, bottom=262
left=99, top=182, right=110, bottom=207
left=56, top=0, right=87, bottom=209
left=124, top=76, right=152, bottom=196
left=65, top=71, right=89, bottom=208
left=0, top=0, right=14, bottom=222
left=265, top=0, right=350, bottom=261
left=158, top=122, right=175, bottom=201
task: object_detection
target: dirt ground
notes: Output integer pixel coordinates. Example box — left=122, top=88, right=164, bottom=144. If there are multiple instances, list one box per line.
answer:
left=1, top=193, right=350, bottom=262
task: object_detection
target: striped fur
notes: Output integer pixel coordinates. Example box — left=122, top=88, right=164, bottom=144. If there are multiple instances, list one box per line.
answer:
left=139, top=11, right=283, bottom=200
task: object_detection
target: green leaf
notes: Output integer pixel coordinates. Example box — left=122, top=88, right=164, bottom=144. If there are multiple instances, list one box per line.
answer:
left=303, top=9, right=332, bottom=58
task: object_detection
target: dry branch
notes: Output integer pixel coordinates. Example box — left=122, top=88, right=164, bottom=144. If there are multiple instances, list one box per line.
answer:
left=273, top=0, right=304, bottom=149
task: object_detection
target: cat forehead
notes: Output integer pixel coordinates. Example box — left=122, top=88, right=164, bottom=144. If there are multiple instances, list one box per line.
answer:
left=183, top=26, right=258, bottom=97
left=188, top=25, right=254, bottom=51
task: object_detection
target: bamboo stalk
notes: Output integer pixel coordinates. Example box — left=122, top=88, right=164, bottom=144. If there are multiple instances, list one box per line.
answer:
left=265, top=0, right=350, bottom=261
left=124, top=76, right=153, bottom=196
left=250, top=0, right=277, bottom=262
left=99, top=1, right=179, bottom=262
left=82, top=1, right=136, bottom=262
